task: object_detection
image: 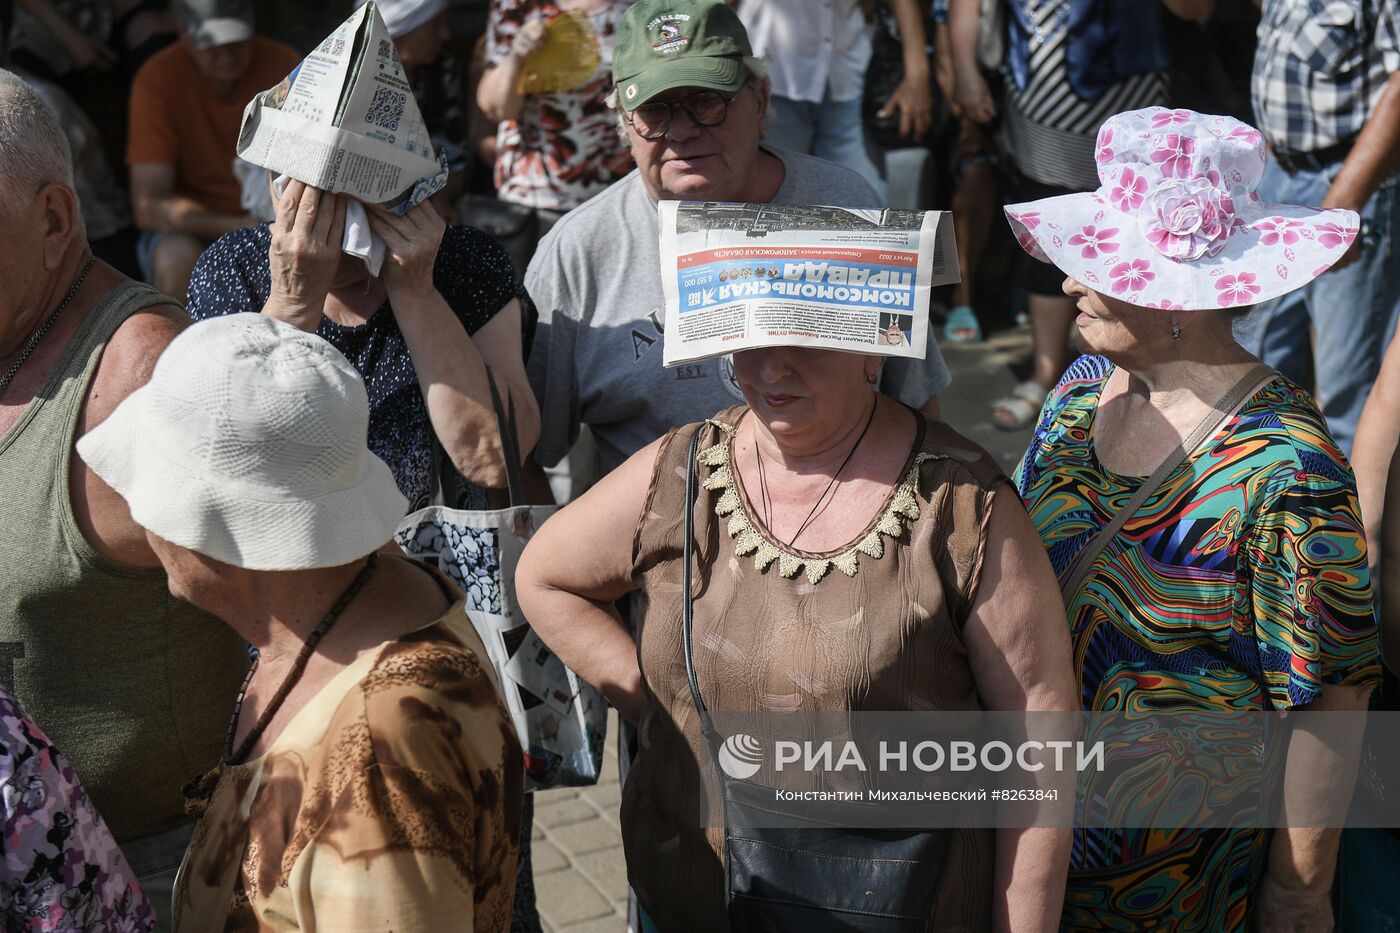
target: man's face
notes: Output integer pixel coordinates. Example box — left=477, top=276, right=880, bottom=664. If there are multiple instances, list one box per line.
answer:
left=183, top=36, right=255, bottom=97
left=625, top=81, right=768, bottom=203
left=0, top=192, right=53, bottom=344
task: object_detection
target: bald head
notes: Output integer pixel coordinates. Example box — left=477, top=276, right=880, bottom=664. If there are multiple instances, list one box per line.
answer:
left=0, top=70, right=77, bottom=221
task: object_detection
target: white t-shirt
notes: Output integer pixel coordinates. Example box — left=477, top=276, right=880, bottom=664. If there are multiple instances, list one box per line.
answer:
left=525, top=147, right=952, bottom=474
left=737, top=0, right=874, bottom=103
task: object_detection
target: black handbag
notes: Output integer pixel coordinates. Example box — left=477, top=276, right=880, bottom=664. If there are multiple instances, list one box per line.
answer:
left=680, top=429, right=948, bottom=931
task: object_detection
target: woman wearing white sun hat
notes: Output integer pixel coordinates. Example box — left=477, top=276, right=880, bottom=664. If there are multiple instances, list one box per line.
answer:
left=76, top=312, right=523, bottom=932
left=1008, top=107, right=1381, bottom=930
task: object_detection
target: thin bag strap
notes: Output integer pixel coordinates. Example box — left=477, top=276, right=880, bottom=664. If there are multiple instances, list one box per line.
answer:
left=681, top=427, right=717, bottom=738
left=485, top=366, right=527, bottom=507
left=1059, top=363, right=1277, bottom=606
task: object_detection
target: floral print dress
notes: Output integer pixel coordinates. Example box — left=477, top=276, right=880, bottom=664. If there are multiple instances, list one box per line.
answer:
left=0, top=687, right=153, bottom=932
left=487, top=0, right=638, bottom=211
left=1015, top=355, right=1381, bottom=931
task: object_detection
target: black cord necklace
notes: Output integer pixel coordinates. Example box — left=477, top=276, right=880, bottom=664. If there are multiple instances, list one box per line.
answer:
left=755, top=396, right=879, bottom=549
left=223, top=552, right=379, bottom=764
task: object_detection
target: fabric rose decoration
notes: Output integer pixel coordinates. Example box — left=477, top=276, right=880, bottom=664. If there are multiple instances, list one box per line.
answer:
left=1139, top=177, right=1236, bottom=261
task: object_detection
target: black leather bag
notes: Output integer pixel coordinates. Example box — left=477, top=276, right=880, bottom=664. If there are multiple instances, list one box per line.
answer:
left=680, top=429, right=948, bottom=931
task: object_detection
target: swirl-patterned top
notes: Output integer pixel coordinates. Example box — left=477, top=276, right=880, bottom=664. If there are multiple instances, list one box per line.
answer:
left=1014, top=353, right=1380, bottom=930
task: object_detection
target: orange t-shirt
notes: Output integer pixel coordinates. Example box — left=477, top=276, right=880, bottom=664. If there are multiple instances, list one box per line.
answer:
left=127, top=37, right=300, bottom=217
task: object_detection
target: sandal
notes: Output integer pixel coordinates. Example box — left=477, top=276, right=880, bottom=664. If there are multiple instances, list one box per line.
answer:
left=943, top=305, right=983, bottom=344
left=991, top=380, right=1047, bottom=431
left=1011, top=288, right=1030, bottom=327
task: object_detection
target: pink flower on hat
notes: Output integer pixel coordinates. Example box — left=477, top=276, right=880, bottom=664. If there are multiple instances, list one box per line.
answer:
left=1314, top=222, right=1358, bottom=249
left=1010, top=210, right=1041, bottom=230
left=1110, top=259, right=1154, bottom=294
left=1146, top=299, right=1183, bottom=310
left=1140, top=177, right=1236, bottom=260
left=1096, top=127, right=1115, bottom=165
left=1226, top=125, right=1263, bottom=146
left=1150, top=134, right=1196, bottom=178
left=1255, top=218, right=1301, bottom=246
left=1151, top=109, right=1192, bottom=128
left=1215, top=272, right=1262, bottom=306
left=1110, top=168, right=1149, bottom=211
left=1068, top=224, right=1120, bottom=259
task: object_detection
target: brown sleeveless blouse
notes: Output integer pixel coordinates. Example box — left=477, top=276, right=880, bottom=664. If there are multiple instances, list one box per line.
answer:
left=623, top=405, right=1010, bottom=932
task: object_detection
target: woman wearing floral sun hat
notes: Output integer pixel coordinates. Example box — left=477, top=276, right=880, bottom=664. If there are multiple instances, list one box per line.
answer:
left=1009, top=107, right=1382, bottom=930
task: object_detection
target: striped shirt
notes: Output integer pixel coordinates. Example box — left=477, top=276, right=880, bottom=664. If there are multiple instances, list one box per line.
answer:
left=1251, top=0, right=1400, bottom=156
left=1002, top=0, right=1167, bottom=190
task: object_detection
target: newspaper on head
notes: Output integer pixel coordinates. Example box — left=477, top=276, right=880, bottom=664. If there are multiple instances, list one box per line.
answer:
left=236, top=1, right=447, bottom=214
left=659, top=202, right=959, bottom=367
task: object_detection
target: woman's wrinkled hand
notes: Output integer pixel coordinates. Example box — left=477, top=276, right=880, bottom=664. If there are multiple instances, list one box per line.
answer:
left=366, top=200, right=445, bottom=302
left=267, top=180, right=347, bottom=331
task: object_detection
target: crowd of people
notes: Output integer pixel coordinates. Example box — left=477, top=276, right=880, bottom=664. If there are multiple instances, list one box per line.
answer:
left=0, top=0, right=1397, bottom=930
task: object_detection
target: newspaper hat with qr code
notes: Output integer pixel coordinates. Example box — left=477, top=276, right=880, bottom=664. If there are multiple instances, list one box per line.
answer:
left=235, top=0, right=447, bottom=214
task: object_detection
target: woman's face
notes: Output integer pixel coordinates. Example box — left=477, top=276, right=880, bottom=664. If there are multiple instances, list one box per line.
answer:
left=1064, top=276, right=1171, bottom=361
left=731, top=347, right=878, bottom=446
left=146, top=531, right=227, bottom=616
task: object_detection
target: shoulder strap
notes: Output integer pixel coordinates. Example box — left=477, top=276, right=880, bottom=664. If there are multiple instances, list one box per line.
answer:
left=1060, top=363, right=1277, bottom=606
left=681, top=427, right=717, bottom=738
left=485, top=366, right=527, bottom=506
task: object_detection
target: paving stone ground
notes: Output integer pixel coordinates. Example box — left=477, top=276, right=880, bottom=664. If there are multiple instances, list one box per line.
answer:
left=530, top=327, right=1037, bottom=932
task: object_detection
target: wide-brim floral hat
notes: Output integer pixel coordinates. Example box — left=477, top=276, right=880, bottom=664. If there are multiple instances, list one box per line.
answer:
left=1004, top=107, right=1360, bottom=310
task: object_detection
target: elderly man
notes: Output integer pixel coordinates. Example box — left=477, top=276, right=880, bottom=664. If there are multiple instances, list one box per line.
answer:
left=526, top=0, right=950, bottom=488
left=126, top=0, right=298, bottom=302
left=0, top=70, right=244, bottom=932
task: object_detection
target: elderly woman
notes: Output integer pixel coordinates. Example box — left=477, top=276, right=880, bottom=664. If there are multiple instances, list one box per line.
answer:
left=518, top=336, right=1080, bottom=928
left=1006, top=107, right=1381, bottom=931
left=187, top=180, right=539, bottom=508
left=76, top=313, right=523, bottom=931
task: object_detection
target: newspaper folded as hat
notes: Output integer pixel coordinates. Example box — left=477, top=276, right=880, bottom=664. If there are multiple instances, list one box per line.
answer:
left=237, top=1, right=448, bottom=272
left=659, top=202, right=959, bottom=366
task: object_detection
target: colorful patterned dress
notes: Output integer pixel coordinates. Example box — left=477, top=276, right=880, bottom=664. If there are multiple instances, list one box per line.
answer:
left=1014, top=355, right=1380, bottom=931
left=0, top=687, right=153, bottom=931
left=487, top=0, right=638, bottom=211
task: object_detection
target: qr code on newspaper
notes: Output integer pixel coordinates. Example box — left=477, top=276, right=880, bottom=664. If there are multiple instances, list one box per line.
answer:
left=366, top=87, right=406, bottom=131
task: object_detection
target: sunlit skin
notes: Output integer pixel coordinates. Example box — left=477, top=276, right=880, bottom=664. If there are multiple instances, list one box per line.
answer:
left=1063, top=275, right=1217, bottom=371
left=624, top=81, right=781, bottom=203
left=730, top=346, right=881, bottom=458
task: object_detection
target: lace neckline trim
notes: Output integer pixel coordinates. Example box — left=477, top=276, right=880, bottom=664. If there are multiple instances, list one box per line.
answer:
left=699, top=418, right=933, bottom=585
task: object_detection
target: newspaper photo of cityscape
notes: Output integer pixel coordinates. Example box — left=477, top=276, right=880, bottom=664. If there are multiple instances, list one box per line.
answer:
left=674, top=201, right=926, bottom=236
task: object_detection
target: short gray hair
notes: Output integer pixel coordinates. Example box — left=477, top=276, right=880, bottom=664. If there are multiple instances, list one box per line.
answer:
left=606, top=55, right=772, bottom=138
left=0, top=70, right=76, bottom=217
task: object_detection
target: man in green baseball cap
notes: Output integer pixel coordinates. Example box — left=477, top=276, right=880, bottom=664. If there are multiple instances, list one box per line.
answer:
left=612, top=0, right=752, bottom=108
left=607, top=0, right=781, bottom=204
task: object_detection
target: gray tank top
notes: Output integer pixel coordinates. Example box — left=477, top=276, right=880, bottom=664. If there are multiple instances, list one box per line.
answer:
left=0, top=280, right=244, bottom=842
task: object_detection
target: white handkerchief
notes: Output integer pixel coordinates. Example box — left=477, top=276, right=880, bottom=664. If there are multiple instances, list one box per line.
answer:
left=273, top=175, right=385, bottom=278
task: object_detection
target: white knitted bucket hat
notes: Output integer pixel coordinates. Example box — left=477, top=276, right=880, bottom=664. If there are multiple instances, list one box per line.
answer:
left=77, top=313, right=407, bottom=570
left=1005, top=107, right=1360, bottom=310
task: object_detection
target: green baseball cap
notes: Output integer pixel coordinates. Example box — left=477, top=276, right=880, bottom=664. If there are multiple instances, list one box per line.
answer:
left=612, top=0, right=753, bottom=109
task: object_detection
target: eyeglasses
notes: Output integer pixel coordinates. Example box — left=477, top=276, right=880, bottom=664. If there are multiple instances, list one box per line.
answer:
left=624, top=85, right=750, bottom=140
